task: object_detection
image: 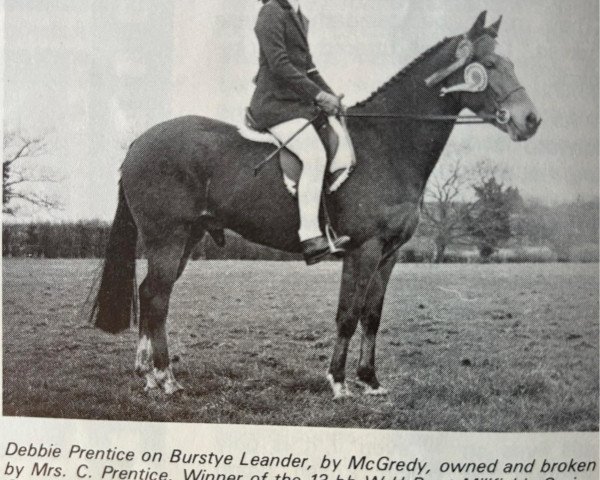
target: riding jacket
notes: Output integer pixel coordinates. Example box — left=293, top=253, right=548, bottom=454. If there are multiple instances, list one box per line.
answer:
left=249, top=0, right=334, bottom=130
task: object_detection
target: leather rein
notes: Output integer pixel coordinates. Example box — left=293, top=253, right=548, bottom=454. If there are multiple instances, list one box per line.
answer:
left=339, top=85, right=526, bottom=125
left=339, top=112, right=493, bottom=125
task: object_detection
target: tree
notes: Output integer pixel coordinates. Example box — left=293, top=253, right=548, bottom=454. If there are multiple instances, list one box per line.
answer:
left=421, top=159, right=474, bottom=262
left=520, top=198, right=600, bottom=260
left=3, top=130, right=60, bottom=215
left=466, top=175, right=522, bottom=259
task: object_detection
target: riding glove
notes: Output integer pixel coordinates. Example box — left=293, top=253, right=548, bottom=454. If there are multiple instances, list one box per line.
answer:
left=316, top=91, right=342, bottom=115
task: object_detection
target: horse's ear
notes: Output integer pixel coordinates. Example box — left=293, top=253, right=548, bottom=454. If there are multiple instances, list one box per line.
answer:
left=487, top=15, right=502, bottom=37
left=468, top=11, right=487, bottom=39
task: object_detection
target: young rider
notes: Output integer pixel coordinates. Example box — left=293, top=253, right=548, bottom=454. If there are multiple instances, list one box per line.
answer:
left=249, top=0, right=351, bottom=265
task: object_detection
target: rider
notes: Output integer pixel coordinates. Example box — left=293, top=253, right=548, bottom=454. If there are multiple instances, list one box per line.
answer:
left=249, top=0, right=351, bottom=265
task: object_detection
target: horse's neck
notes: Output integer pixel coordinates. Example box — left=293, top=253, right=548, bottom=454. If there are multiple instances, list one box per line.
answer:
left=349, top=40, right=462, bottom=194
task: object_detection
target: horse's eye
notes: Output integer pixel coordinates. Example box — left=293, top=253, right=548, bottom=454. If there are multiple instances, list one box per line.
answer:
left=483, top=60, right=496, bottom=69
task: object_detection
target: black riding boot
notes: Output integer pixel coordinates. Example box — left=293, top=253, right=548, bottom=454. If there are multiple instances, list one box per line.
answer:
left=301, top=235, right=350, bottom=265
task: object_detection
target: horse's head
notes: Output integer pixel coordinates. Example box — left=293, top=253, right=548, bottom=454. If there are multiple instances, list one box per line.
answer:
left=427, top=11, right=541, bottom=141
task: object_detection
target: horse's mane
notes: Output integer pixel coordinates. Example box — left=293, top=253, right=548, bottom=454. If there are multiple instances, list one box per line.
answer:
left=353, top=37, right=453, bottom=109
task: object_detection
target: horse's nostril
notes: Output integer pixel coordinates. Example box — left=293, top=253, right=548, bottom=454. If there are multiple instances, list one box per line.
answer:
left=526, top=113, right=538, bottom=130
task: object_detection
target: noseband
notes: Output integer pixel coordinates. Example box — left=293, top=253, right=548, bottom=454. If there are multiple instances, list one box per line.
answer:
left=492, top=86, right=525, bottom=124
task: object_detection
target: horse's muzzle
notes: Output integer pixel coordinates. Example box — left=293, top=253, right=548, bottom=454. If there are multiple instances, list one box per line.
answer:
left=526, top=113, right=542, bottom=135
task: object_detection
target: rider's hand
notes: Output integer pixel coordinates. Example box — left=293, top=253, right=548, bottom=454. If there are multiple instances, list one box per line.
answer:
left=316, top=91, right=342, bottom=116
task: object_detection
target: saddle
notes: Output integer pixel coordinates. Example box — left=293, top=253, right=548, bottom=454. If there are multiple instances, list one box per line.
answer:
left=240, top=110, right=355, bottom=196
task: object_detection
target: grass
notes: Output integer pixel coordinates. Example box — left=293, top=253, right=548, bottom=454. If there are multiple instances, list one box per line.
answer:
left=3, top=259, right=598, bottom=431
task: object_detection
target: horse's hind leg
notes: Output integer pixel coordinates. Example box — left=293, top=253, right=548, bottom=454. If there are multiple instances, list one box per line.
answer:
left=135, top=226, right=189, bottom=394
left=177, top=225, right=205, bottom=278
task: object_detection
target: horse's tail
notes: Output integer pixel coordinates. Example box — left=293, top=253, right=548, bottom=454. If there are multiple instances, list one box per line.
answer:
left=90, top=182, right=138, bottom=333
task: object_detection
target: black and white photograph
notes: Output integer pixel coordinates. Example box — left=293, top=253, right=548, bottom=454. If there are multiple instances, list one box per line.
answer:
left=2, top=0, right=598, bottom=434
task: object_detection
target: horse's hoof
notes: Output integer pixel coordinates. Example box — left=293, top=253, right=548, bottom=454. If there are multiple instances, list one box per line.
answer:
left=358, top=379, right=389, bottom=396
left=363, top=385, right=389, bottom=396
left=327, top=373, right=353, bottom=399
left=164, top=381, right=184, bottom=395
left=341, top=387, right=354, bottom=399
left=135, top=363, right=152, bottom=377
left=153, top=366, right=183, bottom=395
left=143, top=372, right=160, bottom=391
left=332, top=387, right=354, bottom=400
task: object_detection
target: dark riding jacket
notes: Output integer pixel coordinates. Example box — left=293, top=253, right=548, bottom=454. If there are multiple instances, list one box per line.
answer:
left=249, top=0, right=334, bottom=130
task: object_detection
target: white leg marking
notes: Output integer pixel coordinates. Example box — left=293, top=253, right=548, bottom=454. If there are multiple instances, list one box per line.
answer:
left=135, top=335, right=153, bottom=375
left=144, top=371, right=160, bottom=391
left=326, top=373, right=354, bottom=400
left=154, top=366, right=183, bottom=395
left=361, top=383, right=389, bottom=396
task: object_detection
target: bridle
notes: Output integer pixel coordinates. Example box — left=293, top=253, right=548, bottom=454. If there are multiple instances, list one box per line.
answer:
left=340, top=35, right=524, bottom=126
left=496, top=85, right=525, bottom=105
left=491, top=85, right=525, bottom=125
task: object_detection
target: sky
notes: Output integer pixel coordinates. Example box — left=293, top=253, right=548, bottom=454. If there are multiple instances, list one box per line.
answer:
left=4, top=0, right=599, bottom=221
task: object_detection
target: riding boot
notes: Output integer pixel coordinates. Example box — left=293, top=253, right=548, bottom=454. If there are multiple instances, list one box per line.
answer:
left=301, top=235, right=350, bottom=265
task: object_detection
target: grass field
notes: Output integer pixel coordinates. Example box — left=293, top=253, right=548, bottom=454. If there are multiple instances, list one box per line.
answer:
left=3, top=259, right=598, bottom=431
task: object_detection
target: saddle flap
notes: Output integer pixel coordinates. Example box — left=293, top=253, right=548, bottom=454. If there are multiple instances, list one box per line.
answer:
left=280, top=149, right=303, bottom=181
left=316, top=121, right=340, bottom=161
left=280, top=119, right=355, bottom=196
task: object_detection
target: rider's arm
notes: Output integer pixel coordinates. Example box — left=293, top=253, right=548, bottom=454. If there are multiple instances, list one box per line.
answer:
left=307, top=64, right=334, bottom=96
left=255, top=4, right=323, bottom=101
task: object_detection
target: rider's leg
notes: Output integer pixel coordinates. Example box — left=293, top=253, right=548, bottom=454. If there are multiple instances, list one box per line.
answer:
left=269, top=118, right=326, bottom=242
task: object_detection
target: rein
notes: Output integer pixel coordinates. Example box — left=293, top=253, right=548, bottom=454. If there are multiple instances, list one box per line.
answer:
left=339, top=112, right=495, bottom=124
left=339, top=83, right=527, bottom=126
left=339, top=83, right=527, bottom=125
left=253, top=109, right=492, bottom=174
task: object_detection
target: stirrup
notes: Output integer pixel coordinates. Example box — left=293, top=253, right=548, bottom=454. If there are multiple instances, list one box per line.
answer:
left=199, top=208, right=216, bottom=222
left=325, top=224, right=345, bottom=254
left=199, top=208, right=223, bottom=232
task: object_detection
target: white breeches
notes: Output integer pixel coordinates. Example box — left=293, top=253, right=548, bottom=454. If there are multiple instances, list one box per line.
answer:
left=269, top=118, right=327, bottom=241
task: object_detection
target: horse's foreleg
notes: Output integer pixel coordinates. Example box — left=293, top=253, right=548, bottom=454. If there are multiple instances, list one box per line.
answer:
left=357, top=249, right=398, bottom=395
left=136, top=227, right=188, bottom=394
left=328, top=238, right=382, bottom=399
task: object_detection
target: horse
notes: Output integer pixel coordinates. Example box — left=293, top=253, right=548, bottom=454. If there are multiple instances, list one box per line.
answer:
left=91, top=11, right=540, bottom=399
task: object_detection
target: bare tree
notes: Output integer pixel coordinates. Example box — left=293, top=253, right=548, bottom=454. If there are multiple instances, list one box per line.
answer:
left=3, top=130, right=60, bottom=215
left=421, top=159, right=474, bottom=262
